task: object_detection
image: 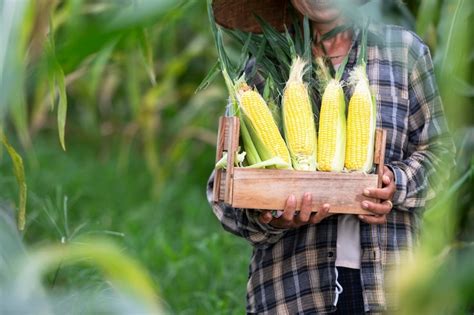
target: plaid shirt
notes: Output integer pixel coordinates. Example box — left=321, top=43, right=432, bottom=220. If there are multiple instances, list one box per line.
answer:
left=206, top=23, right=456, bottom=314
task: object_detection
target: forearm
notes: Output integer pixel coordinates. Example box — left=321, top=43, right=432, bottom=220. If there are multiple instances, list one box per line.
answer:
left=387, top=133, right=456, bottom=211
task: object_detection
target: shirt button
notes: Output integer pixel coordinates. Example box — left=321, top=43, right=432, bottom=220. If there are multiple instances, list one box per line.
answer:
left=328, top=251, right=334, bottom=258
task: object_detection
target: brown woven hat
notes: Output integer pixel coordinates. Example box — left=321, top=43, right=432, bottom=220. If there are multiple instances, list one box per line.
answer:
left=212, top=0, right=293, bottom=33
left=212, top=0, right=370, bottom=33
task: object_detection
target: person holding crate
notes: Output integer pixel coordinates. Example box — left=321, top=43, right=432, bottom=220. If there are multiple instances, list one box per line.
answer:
left=207, top=0, right=456, bottom=313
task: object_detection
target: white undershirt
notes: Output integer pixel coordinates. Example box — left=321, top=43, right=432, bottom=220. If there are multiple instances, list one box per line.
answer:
left=335, top=215, right=361, bottom=269
left=332, top=62, right=361, bottom=270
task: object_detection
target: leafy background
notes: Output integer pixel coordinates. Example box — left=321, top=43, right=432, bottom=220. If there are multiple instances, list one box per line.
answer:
left=0, top=0, right=472, bottom=314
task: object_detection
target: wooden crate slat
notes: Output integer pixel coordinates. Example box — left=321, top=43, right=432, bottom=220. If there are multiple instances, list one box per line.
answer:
left=224, top=117, right=239, bottom=204
left=219, top=170, right=226, bottom=201
left=377, top=129, right=387, bottom=189
left=374, top=129, right=382, bottom=165
left=231, top=168, right=376, bottom=215
left=213, top=117, right=225, bottom=202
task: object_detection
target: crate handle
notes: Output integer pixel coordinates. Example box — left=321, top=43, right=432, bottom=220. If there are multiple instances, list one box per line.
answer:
left=213, top=116, right=240, bottom=203
left=374, top=129, right=387, bottom=189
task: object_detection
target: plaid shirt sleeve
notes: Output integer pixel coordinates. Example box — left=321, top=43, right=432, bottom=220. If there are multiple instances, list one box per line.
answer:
left=206, top=171, right=288, bottom=249
left=387, top=44, right=456, bottom=210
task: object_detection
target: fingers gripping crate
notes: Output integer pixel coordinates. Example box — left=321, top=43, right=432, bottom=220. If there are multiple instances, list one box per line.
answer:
left=213, top=116, right=387, bottom=215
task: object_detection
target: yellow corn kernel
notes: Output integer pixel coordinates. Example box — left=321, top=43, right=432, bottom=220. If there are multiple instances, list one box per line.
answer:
left=345, top=66, right=376, bottom=172
left=282, top=57, right=317, bottom=171
left=237, top=84, right=291, bottom=169
left=317, top=79, right=346, bottom=171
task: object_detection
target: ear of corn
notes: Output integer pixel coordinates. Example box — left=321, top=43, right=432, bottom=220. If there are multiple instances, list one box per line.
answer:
left=237, top=83, right=292, bottom=169
left=317, top=79, right=346, bottom=171
left=282, top=57, right=317, bottom=171
left=344, top=65, right=376, bottom=172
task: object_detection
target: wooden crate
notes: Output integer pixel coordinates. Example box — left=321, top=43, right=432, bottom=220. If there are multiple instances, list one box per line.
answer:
left=213, top=116, right=387, bottom=215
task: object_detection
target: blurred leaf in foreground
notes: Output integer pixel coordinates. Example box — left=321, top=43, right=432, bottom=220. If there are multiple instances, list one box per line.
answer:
left=0, top=0, right=34, bottom=120
left=0, top=214, right=163, bottom=314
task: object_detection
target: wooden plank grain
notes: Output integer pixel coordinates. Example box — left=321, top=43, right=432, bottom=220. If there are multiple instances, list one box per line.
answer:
left=212, top=117, right=226, bottom=203
left=377, top=129, right=387, bottom=189
left=231, top=168, right=378, bottom=215
left=224, top=117, right=240, bottom=204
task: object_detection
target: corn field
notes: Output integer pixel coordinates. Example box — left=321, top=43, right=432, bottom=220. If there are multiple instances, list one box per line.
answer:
left=0, top=0, right=472, bottom=314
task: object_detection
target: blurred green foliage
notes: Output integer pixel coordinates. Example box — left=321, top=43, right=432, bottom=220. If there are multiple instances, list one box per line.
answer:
left=0, top=0, right=472, bottom=313
left=0, top=209, right=164, bottom=314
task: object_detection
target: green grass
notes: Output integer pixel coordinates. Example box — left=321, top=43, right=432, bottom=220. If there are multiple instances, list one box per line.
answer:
left=0, top=133, right=251, bottom=314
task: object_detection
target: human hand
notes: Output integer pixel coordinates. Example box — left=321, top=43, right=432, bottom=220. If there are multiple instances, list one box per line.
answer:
left=358, top=166, right=396, bottom=224
left=258, top=192, right=332, bottom=229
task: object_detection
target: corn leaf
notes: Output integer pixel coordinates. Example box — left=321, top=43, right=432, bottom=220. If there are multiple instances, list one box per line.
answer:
left=315, top=57, right=332, bottom=92
left=335, top=53, right=350, bottom=81
left=56, top=63, right=67, bottom=151
left=44, top=32, right=68, bottom=151
left=236, top=32, right=253, bottom=74
left=47, top=64, right=56, bottom=111
left=438, top=0, right=465, bottom=76
left=10, top=95, right=30, bottom=148
left=248, top=37, right=270, bottom=81
left=284, top=27, right=297, bottom=60
left=303, top=16, right=312, bottom=82
left=0, top=0, right=34, bottom=120
left=89, top=38, right=118, bottom=96
left=222, top=29, right=281, bottom=90
left=255, top=15, right=291, bottom=68
left=254, top=15, right=290, bottom=49
left=56, top=1, right=175, bottom=73
left=195, top=60, right=220, bottom=93
left=244, top=156, right=290, bottom=169
left=416, top=0, right=441, bottom=43
left=0, top=131, right=27, bottom=231
left=291, top=15, right=304, bottom=55
left=207, top=0, right=235, bottom=81
left=453, top=78, right=474, bottom=97
left=262, top=75, right=281, bottom=128
left=137, top=28, right=156, bottom=85
left=357, top=19, right=370, bottom=67
left=239, top=116, right=261, bottom=165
